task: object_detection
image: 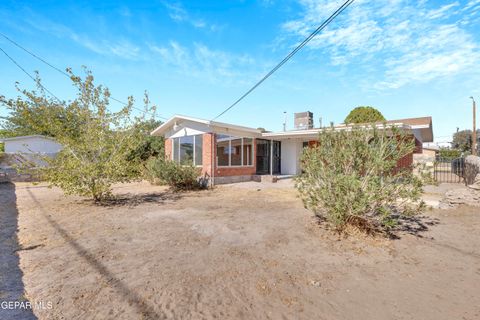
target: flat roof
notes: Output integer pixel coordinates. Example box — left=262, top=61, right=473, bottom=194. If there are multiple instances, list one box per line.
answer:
left=0, top=135, right=56, bottom=142
left=151, top=115, right=434, bottom=143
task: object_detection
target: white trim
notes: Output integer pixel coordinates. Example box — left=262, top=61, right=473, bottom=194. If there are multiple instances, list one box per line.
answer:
left=171, top=134, right=203, bottom=166
left=0, top=135, right=57, bottom=142
left=217, top=165, right=255, bottom=168
left=215, top=135, right=255, bottom=168
left=151, top=114, right=262, bottom=137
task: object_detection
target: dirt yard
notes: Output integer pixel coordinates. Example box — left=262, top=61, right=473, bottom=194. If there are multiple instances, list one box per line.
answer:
left=1, top=181, right=480, bottom=320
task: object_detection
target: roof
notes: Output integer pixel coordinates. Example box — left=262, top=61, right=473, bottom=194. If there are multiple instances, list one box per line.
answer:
left=151, top=115, right=434, bottom=143
left=0, top=135, right=56, bottom=142
left=262, top=122, right=414, bottom=139
left=263, top=116, right=433, bottom=142
left=150, top=115, right=262, bottom=136
left=384, top=116, right=432, bottom=128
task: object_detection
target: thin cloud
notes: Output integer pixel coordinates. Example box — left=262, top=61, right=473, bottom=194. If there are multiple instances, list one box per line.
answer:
left=282, top=0, right=480, bottom=89
left=162, top=1, right=220, bottom=31
left=24, top=14, right=141, bottom=60
left=149, top=41, right=256, bottom=84
left=425, top=1, right=460, bottom=19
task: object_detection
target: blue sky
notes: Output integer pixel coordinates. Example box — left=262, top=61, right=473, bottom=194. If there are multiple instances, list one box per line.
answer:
left=1, top=0, right=480, bottom=143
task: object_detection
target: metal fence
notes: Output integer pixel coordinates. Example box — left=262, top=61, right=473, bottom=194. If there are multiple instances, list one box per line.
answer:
left=433, top=157, right=465, bottom=183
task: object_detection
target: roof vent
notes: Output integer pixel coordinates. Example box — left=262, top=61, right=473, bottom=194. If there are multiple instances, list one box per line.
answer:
left=294, top=111, right=313, bottom=130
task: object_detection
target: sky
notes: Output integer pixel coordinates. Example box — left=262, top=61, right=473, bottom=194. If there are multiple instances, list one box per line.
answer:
left=1, top=0, right=480, bottom=143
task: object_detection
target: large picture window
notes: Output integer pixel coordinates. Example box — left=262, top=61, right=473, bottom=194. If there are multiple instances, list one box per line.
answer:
left=172, top=135, right=203, bottom=166
left=216, top=135, right=254, bottom=167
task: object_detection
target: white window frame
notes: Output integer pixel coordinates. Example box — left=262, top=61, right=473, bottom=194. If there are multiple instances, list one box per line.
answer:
left=216, top=136, right=255, bottom=168
left=172, top=135, right=203, bottom=167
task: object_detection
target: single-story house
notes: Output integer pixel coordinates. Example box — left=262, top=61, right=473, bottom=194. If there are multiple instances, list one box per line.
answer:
left=151, top=112, right=434, bottom=185
left=0, top=135, right=62, bottom=166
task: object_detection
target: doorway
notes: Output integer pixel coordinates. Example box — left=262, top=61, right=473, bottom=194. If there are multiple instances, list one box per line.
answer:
left=256, top=139, right=281, bottom=175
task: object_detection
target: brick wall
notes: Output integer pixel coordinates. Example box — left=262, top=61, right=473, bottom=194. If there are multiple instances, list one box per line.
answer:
left=165, top=134, right=257, bottom=180
left=396, top=152, right=413, bottom=170
left=202, top=133, right=214, bottom=177
left=211, top=135, right=257, bottom=177
left=164, top=138, right=172, bottom=160
left=414, top=137, right=423, bottom=154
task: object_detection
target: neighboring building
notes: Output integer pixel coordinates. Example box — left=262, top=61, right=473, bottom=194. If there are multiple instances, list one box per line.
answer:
left=0, top=135, right=62, bottom=166
left=151, top=113, right=434, bottom=185
left=422, top=146, right=439, bottom=159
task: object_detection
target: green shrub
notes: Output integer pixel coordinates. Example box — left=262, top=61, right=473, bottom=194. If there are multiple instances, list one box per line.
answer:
left=295, top=125, right=424, bottom=233
left=438, top=148, right=463, bottom=160
left=145, top=158, right=202, bottom=191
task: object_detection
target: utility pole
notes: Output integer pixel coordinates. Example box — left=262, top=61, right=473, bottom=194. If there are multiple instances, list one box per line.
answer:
left=471, top=97, right=477, bottom=155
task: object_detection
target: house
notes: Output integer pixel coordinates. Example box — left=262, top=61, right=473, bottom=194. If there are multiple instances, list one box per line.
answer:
left=151, top=113, right=434, bottom=185
left=0, top=135, right=62, bottom=166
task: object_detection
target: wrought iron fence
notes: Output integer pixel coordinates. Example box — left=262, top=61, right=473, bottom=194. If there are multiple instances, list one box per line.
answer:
left=433, top=157, right=465, bottom=183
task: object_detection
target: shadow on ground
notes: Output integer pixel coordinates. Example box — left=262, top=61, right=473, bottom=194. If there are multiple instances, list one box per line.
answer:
left=0, top=183, right=37, bottom=320
left=389, top=215, right=440, bottom=239
left=25, top=188, right=166, bottom=319
left=73, top=191, right=184, bottom=208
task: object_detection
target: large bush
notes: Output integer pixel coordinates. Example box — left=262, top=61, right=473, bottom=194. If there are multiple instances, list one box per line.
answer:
left=295, top=126, right=424, bottom=233
left=145, top=158, right=201, bottom=191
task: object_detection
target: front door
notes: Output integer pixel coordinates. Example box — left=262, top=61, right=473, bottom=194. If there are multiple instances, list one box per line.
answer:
left=256, top=139, right=281, bottom=175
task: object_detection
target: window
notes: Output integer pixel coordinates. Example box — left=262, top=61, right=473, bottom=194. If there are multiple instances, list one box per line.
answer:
left=243, top=138, right=253, bottom=166
left=173, top=137, right=180, bottom=162
left=216, top=135, right=230, bottom=166
left=172, top=134, right=203, bottom=166
left=195, top=135, right=203, bottom=165
left=231, top=138, right=242, bottom=165
left=180, top=135, right=194, bottom=165
left=216, top=135, right=254, bottom=167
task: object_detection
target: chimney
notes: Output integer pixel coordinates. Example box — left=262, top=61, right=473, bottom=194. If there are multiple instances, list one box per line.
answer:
left=294, top=111, right=313, bottom=130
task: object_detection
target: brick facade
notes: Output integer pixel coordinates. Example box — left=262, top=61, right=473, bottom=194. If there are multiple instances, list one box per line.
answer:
left=164, top=138, right=172, bottom=160
left=165, top=134, right=257, bottom=184
left=414, top=137, right=423, bottom=154
left=213, top=134, right=256, bottom=178
left=165, top=132, right=415, bottom=183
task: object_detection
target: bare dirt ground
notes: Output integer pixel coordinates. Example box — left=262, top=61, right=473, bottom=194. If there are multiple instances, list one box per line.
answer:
left=1, top=181, right=480, bottom=320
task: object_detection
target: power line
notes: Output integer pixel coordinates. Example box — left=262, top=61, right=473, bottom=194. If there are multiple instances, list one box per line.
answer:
left=1, top=32, right=70, bottom=78
left=0, top=32, right=168, bottom=120
left=212, top=0, right=356, bottom=121
left=0, top=46, right=62, bottom=102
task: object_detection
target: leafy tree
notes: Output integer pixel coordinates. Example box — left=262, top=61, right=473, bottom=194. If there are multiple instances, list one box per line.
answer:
left=128, top=118, right=164, bottom=163
left=295, top=125, right=423, bottom=233
left=1, top=68, right=158, bottom=201
left=452, top=129, right=479, bottom=153
left=0, top=74, right=84, bottom=138
left=344, top=106, right=386, bottom=124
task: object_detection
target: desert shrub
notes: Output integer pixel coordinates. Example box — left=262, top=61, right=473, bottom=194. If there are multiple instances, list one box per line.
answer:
left=295, top=125, right=424, bottom=233
left=145, top=158, right=201, bottom=191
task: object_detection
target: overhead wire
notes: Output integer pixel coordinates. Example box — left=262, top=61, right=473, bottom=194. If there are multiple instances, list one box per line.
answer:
left=0, top=32, right=168, bottom=120
left=0, top=46, right=62, bottom=102
left=211, top=0, right=356, bottom=121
